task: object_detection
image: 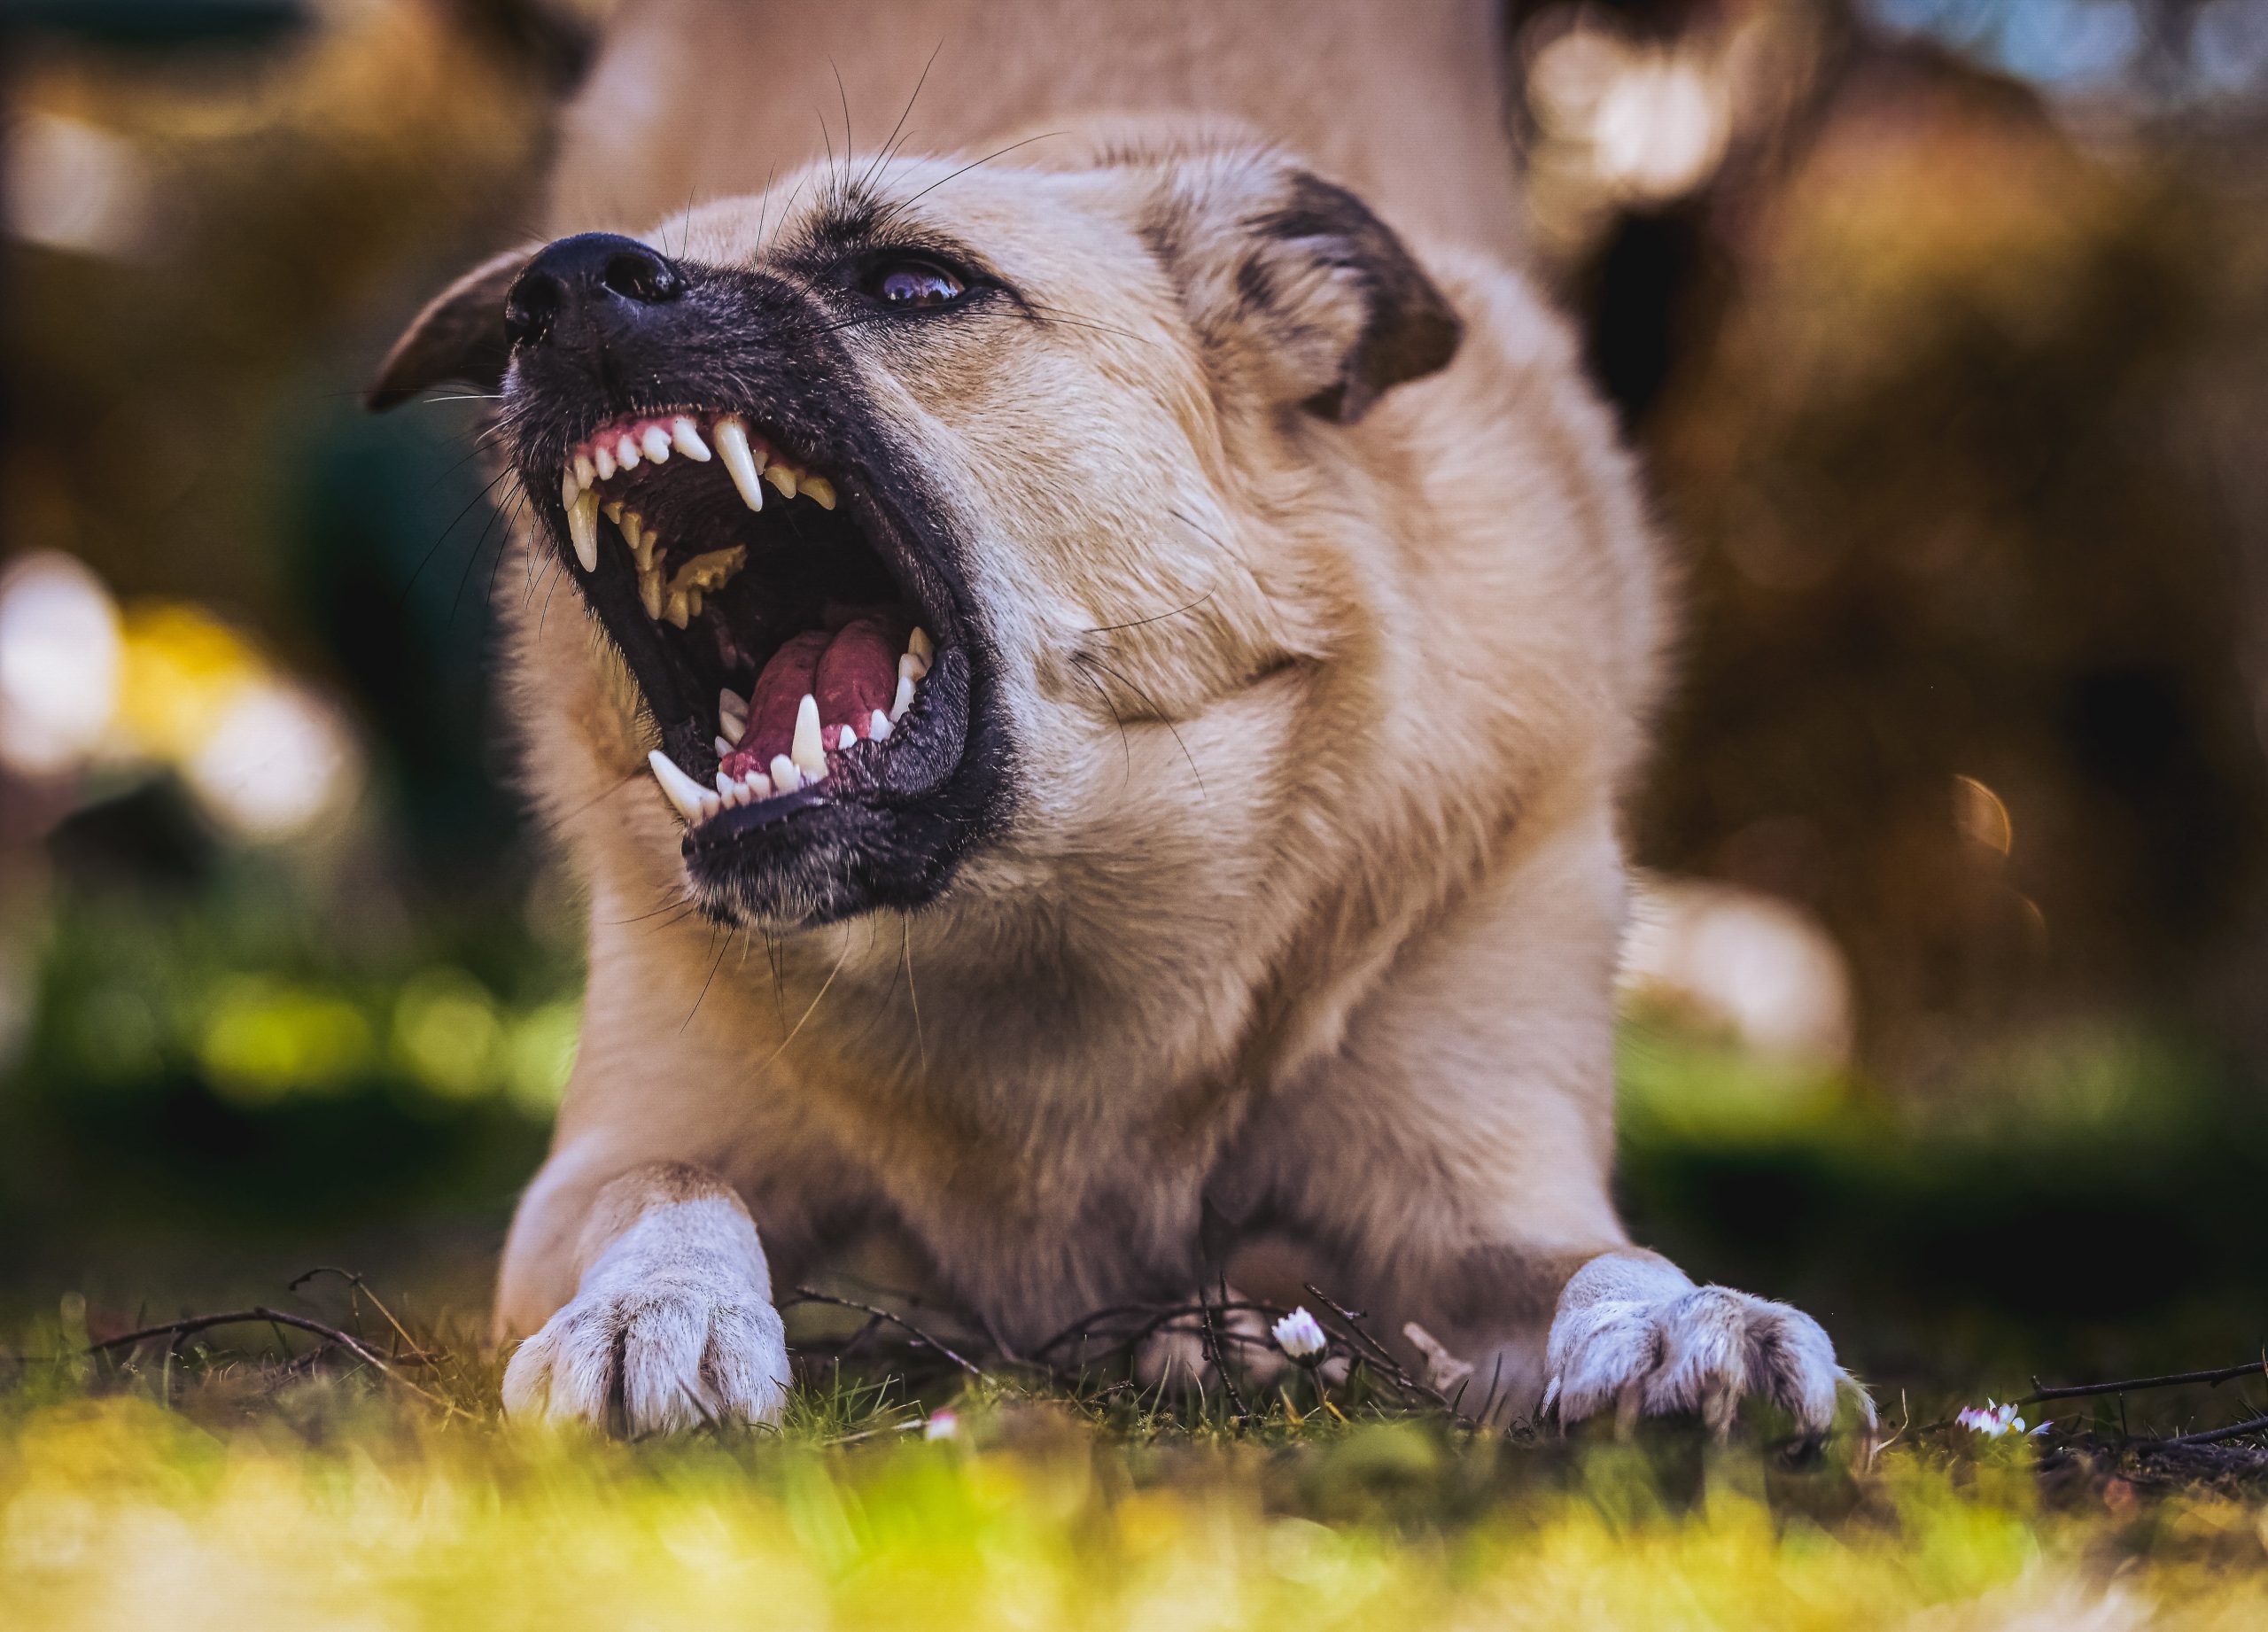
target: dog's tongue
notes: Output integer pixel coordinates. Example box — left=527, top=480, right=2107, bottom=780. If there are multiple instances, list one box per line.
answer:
left=729, top=607, right=908, bottom=771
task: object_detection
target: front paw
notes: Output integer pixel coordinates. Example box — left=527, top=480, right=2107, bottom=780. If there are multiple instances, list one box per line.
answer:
left=1543, top=1276, right=1870, bottom=1442
left=501, top=1268, right=790, bottom=1435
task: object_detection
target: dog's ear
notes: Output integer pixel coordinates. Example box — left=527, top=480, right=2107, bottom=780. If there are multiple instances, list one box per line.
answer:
left=366, top=246, right=532, bottom=411
left=1148, top=159, right=1463, bottom=423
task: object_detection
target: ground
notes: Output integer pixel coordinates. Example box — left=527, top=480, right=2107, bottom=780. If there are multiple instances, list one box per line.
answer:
left=4, top=1289, right=2266, bottom=1631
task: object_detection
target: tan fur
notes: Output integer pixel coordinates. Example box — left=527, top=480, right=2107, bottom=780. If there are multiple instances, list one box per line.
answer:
left=451, top=0, right=1863, bottom=1434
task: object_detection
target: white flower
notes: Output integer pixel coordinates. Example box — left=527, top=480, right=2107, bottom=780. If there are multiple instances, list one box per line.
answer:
left=922, top=1410, right=958, bottom=1441
left=1271, top=1308, right=1328, bottom=1361
left=1954, top=1399, right=2042, bottom=1438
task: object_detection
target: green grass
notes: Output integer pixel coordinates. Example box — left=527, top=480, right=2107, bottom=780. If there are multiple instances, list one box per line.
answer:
left=4, top=1321, right=2266, bottom=1631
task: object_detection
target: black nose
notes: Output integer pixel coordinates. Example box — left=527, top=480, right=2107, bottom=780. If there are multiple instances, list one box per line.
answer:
left=504, top=232, right=685, bottom=348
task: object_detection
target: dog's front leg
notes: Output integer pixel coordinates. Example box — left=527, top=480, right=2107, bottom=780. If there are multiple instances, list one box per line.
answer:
left=500, top=1162, right=790, bottom=1434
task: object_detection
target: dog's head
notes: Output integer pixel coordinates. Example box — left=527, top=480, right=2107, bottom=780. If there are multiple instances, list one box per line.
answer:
left=374, top=137, right=1462, bottom=929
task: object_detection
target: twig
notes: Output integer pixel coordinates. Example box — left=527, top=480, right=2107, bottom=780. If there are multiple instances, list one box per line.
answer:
left=287, top=1268, right=437, bottom=1364
left=2147, top=1413, right=2268, bottom=1449
left=1301, top=1283, right=1456, bottom=1413
left=1199, top=1277, right=1250, bottom=1424
left=2023, top=1357, right=2268, bottom=1406
left=787, top=1287, right=983, bottom=1378
left=86, top=1308, right=453, bottom=1410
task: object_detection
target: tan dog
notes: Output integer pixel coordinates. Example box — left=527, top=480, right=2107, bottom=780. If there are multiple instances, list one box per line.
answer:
left=370, top=0, right=1867, bottom=1438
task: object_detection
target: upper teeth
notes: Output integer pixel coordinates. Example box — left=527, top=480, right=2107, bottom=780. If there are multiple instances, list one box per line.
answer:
left=555, top=410, right=839, bottom=610
left=645, top=626, right=935, bottom=829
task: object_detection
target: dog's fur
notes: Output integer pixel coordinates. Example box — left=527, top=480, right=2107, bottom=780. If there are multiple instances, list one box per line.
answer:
left=378, top=0, right=1865, bottom=1435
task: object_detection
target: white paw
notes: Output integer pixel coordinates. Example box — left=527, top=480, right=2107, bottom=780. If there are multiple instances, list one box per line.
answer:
left=1542, top=1265, right=1870, bottom=1442
left=501, top=1201, right=790, bottom=1435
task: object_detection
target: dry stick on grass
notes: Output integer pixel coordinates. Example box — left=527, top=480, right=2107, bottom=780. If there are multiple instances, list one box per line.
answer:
left=286, top=1267, right=439, bottom=1364
left=2152, top=1413, right=2268, bottom=1449
left=85, top=1308, right=455, bottom=1411
left=786, top=1287, right=984, bottom=1379
left=1301, top=1283, right=1457, bottom=1413
left=2023, top=1356, right=2268, bottom=1406
left=1198, top=1277, right=1251, bottom=1424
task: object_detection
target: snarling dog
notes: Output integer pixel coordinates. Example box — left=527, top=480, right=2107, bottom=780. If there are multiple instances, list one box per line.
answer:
left=371, top=43, right=1868, bottom=1441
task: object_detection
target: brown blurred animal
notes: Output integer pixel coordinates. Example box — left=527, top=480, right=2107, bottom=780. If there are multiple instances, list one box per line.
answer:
left=371, top=0, right=1868, bottom=1436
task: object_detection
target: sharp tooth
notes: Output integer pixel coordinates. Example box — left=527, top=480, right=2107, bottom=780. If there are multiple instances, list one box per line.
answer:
left=641, top=424, right=672, bottom=463
left=699, top=790, right=721, bottom=820
left=664, top=589, right=691, bottom=629
left=715, top=769, right=742, bottom=804
left=791, top=693, right=826, bottom=776
left=909, top=626, right=934, bottom=664
left=802, top=474, right=835, bottom=510
left=714, top=416, right=765, bottom=511
left=594, top=443, right=617, bottom=481
left=770, top=754, right=803, bottom=793
left=836, top=725, right=856, bottom=750
left=718, top=688, right=748, bottom=743
left=574, top=453, right=596, bottom=490
left=897, top=650, right=929, bottom=684
left=647, top=750, right=711, bottom=823
left=621, top=510, right=642, bottom=551
left=616, top=433, right=641, bottom=470
left=561, top=467, right=581, bottom=508
left=602, top=499, right=624, bottom=525
left=890, top=672, right=915, bottom=721
left=638, top=565, right=664, bottom=620
left=763, top=463, right=798, bottom=500
left=867, top=710, right=892, bottom=741
left=715, top=734, right=736, bottom=759
left=671, top=416, right=712, bottom=461
left=742, top=768, right=773, bottom=799
left=567, top=491, right=600, bottom=572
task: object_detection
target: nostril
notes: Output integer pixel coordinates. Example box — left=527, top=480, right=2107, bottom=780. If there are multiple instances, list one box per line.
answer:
left=601, top=250, right=682, bottom=305
left=503, top=269, right=564, bottom=347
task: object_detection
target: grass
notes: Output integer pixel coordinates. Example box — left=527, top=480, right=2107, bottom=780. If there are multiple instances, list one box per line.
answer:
left=4, top=1307, right=2267, bottom=1632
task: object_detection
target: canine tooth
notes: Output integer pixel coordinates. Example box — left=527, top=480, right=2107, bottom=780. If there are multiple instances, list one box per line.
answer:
left=742, top=768, right=773, bottom=799
left=890, top=672, right=915, bottom=721
left=791, top=693, right=826, bottom=776
left=574, top=452, right=596, bottom=490
left=718, top=688, right=748, bottom=743
left=909, top=626, right=933, bottom=663
left=699, top=790, right=720, bottom=820
left=638, top=564, right=664, bottom=620
left=594, top=443, right=617, bottom=481
left=617, top=433, right=641, bottom=470
left=641, top=424, right=672, bottom=463
left=647, top=750, right=710, bottom=823
left=770, top=754, right=802, bottom=793
left=802, top=474, right=835, bottom=510
left=714, top=735, right=736, bottom=759
left=763, top=463, right=798, bottom=500
left=897, top=650, right=929, bottom=685
left=671, top=416, right=711, bottom=461
left=836, top=725, right=856, bottom=750
left=561, top=467, right=581, bottom=508
left=714, top=416, right=765, bottom=511
left=867, top=710, right=892, bottom=741
left=567, top=491, right=600, bottom=573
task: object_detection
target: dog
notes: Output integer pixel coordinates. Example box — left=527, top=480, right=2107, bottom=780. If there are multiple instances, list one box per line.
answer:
left=369, top=0, right=1867, bottom=1439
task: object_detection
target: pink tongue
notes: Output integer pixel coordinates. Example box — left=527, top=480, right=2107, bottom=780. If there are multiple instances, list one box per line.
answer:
left=726, top=610, right=909, bottom=773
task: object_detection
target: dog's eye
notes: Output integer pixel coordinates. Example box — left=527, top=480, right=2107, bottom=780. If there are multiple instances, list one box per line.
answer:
left=861, top=259, right=965, bottom=310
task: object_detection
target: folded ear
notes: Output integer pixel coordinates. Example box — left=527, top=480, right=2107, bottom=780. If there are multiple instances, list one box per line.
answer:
left=366, top=245, right=532, bottom=411
left=1148, top=158, right=1463, bottom=423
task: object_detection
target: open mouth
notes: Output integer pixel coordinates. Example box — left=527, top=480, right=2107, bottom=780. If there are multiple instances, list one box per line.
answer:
left=544, top=407, right=962, bottom=849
